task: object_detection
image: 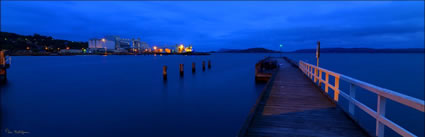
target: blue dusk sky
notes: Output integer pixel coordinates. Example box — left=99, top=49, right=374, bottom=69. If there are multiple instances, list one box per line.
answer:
left=1, top=1, right=424, bottom=51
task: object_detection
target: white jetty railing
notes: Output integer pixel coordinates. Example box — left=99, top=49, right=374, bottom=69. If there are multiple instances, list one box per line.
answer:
left=299, top=61, right=424, bottom=137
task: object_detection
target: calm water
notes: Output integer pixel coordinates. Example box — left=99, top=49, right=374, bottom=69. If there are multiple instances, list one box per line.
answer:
left=1, top=53, right=424, bottom=137
left=0, top=54, right=268, bottom=137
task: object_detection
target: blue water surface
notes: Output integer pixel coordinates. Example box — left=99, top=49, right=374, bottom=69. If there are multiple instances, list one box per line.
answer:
left=1, top=53, right=424, bottom=137
left=1, top=53, right=268, bottom=137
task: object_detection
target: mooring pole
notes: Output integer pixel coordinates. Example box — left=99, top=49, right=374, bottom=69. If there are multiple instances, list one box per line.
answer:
left=202, top=61, right=206, bottom=71
left=315, top=41, right=320, bottom=84
left=179, top=64, right=184, bottom=76
left=163, top=66, right=167, bottom=80
left=192, top=62, right=196, bottom=73
left=208, top=60, right=211, bottom=69
left=280, top=44, right=283, bottom=58
left=316, top=41, right=320, bottom=67
left=0, top=51, right=4, bottom=66
left=0, top=51, right=6, bottom=81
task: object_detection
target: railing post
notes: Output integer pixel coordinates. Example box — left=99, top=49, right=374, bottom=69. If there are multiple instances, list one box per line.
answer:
left=311, top=66, right=316, bottom=80
left=318, top=70, right=322, bottom=87
left=307, top=66, right=311, bottom=78
left=334, top=76, right=340, bottom=102
left=307, top=65, right=310, bottom=77
left=325, top=73, right=329, bottom=93
left=349, top=83, right=356, bottom=115
left=310, top=66, right=313, bottom=79
left=376, top=95, right=386, bottom=137
left=314, top=67, right=318, bottom=83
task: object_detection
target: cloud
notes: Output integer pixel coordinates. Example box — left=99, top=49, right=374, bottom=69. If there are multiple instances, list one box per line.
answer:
left=1, top=1, right=423, bottom=51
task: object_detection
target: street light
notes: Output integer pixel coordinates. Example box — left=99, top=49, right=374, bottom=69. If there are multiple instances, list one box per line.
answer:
left=280, top=44, right=283, bottom=57
left=316, top=41, right=320, bottom=67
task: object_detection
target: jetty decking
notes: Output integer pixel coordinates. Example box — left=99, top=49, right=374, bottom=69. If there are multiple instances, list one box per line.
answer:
left=241, top=57, right=425, bottom=137
left=243, top=58, right=368, bottom=137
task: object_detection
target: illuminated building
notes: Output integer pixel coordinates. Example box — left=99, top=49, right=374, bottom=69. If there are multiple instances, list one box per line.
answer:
left=88, top=38, right=116, bottom=50
left=174, top=44, right=193, bottom=53
left=164, top=48, right=171, bottom=53
left=88, top=36, right=145, bottom=52
left=185, top=45, right=193, bottom=53
left=177, top=44, right=184, bottom=53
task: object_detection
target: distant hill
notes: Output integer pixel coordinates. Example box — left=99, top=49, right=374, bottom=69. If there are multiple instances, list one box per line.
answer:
left=0, top=32, right=87, bottom=52
left=293, top=48, right=424, bottom=53
left=216, top=48, right=280, bottom=53
left=212, top=47, right=424, bottom=53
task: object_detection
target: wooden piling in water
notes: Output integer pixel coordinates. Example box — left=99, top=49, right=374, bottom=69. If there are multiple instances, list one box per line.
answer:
left=202, top=61, right=206, bottom=71
left=192, top=62, right=196, bottom=73
left=163, top=66, right=167, bottom=80
left=179, top=64, right=184, bottom=76
left=0, top=51, right=4, bottom=66
left=0, top=51, right=7, bottom=82
left=208, top=60, right=211, bottom=69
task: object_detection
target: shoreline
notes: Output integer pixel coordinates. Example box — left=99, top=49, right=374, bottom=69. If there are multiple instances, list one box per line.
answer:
left=9, top=52, right=211, bottom=56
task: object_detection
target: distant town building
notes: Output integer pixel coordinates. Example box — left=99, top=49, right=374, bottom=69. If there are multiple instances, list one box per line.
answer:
left=88, top=36, right=194, bottom=54
left=175, top=44, right=193, bottom=53
left=88, top=36, right=146, bottom=52
left=132, top=38, right=141, bottom=50
left=141, top=42, right=149, bottom=49
left=88, top=38, right=115, bottom=50
left=119, top=38, right=131, bottom=49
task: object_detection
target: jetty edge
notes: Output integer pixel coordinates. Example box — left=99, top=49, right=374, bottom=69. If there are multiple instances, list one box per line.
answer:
left=238, top=57, right=424, bottom=137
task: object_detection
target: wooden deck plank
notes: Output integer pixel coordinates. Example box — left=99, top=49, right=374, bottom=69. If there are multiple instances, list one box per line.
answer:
left=243, top=58, right=368, bottom=137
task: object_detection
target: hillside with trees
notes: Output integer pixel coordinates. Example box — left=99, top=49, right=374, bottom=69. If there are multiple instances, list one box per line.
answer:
left=0, top=32, right=87, bottom=52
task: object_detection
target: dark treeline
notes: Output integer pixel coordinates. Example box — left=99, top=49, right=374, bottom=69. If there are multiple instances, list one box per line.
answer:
left=0, top=32, right=88, bottom=52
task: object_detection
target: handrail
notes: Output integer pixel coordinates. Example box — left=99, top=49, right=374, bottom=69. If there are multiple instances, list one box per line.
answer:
left=298, top=61, right=424, bottom=137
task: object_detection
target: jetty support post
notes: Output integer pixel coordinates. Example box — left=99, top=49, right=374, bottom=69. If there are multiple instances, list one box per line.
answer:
left=163, top=66, right=167, bottom=80
left=208, top=60, right=211, bottom=69
left=179, top=64, right=184, bottom=76
left=192, top=62, right=196, bottom=73
left=202, top=61, right=206, bottom=71
left=0, top=51, right=6, bottom=81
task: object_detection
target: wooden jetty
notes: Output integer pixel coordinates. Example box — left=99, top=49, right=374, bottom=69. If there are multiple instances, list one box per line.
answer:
left=0, top=50, right=11, bottom=81
left=240, top=57, right=425, bottom=137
